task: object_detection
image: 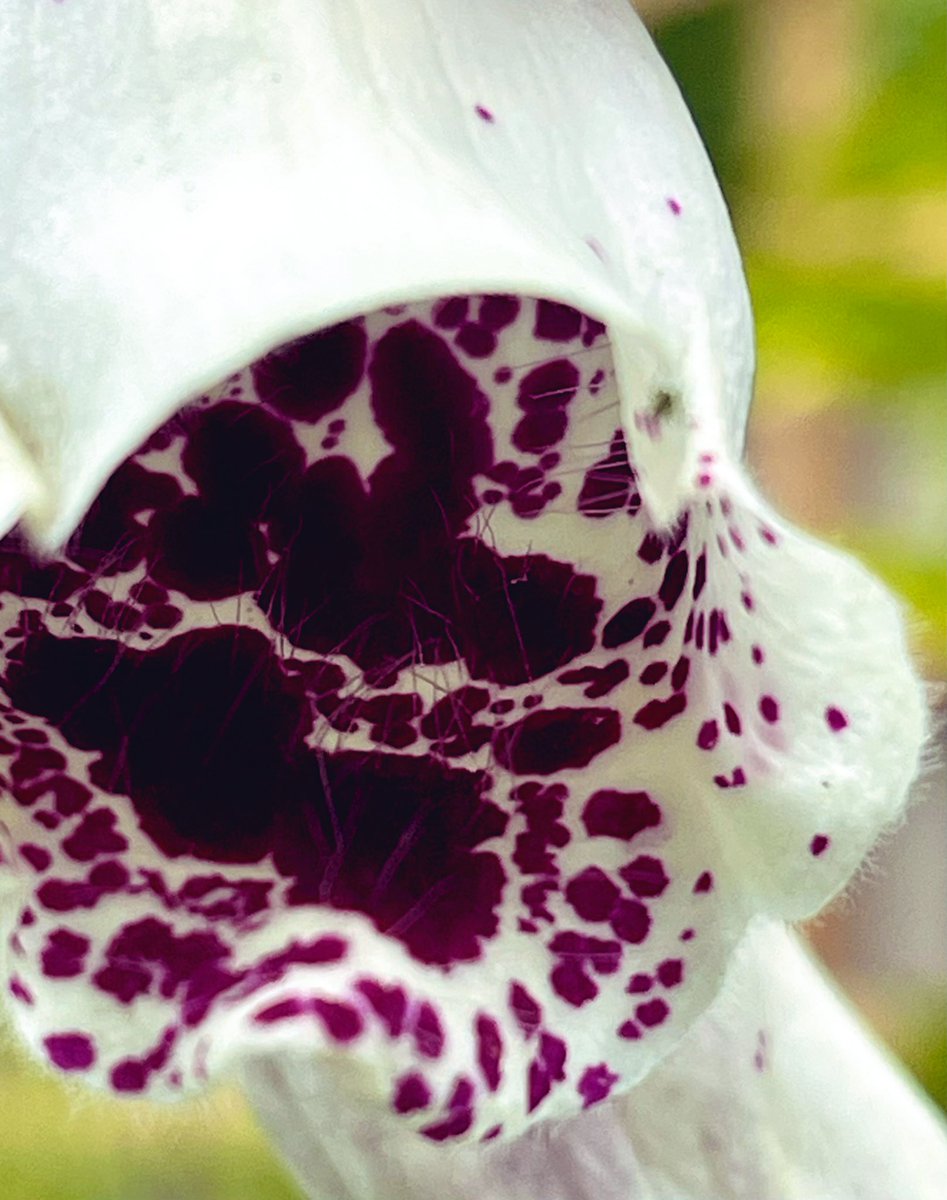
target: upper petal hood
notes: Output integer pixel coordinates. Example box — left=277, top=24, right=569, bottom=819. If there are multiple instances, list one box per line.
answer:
left=0, top=0, right=751, bottom=546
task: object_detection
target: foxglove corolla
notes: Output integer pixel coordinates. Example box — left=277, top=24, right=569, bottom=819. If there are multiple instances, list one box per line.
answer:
left=0, top=2, right=944, bottom=1198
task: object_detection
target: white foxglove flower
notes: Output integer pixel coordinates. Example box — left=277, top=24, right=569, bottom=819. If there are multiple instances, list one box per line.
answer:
left=0, top=2, right=943, bottom=1197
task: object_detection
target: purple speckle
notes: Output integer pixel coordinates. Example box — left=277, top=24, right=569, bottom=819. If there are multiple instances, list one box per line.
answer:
left=759, top=695, right=779, bottom=724
left=656, top=958, right=683, bottom=988
left=393, top=1072, right=432, bottom=1114
left=44, top=1033, right=96, bottom=1071
left=635, top=997, right=669, bottom=1027
left=475, top=104, right=495, bottom=123
left=693, top=870, right=714, bottom=894
left=810, top=834, right=830, bottom=857
left=577, top=1062, right=620, bottom=1109
left=666, top=197, right=682, bottom=215
left=825, top=706, right=848, bottom=732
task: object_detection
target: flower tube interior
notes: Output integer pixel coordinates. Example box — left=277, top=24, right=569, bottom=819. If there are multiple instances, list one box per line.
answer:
left=0, top=294, right=923, bottom=1145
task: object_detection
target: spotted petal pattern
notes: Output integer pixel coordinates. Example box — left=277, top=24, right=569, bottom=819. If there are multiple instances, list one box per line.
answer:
left=0, top=296, right=923, bottom=1144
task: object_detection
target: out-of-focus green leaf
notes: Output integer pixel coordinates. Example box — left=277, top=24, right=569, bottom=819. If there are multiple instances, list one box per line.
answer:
left=0, top=1029, right=302, bottom=1200
left=830, top=2, right=946, bottom=193
left=748, top=257, right=947, bottom=387
left=833, top=536, right=946, bottom=673
left=652, top=2, right=745, bottom=197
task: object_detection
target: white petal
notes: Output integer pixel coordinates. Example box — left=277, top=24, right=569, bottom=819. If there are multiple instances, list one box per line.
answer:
left=244, top=921, right=947, bottom=1200
left=620, top=920, right=947, bottom=1200
left=0, top=0, right=751, bottom=546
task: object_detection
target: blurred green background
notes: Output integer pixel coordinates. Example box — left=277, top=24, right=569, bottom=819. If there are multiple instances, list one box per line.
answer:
left=1, top=1, right=944, bottom=1196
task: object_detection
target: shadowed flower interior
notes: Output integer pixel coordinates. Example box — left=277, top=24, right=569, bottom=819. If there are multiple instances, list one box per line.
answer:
left=0, top=294, right=922, bottom=1143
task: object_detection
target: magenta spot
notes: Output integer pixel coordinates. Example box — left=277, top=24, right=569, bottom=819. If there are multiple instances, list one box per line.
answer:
left=626, top=973, right=652, bottom=994
left=479, top=296, right=520, bottom=330
left=810, top=834, right=830, bottom=857
left=656, top=958, right=684, bottom=988
left=759, top=695, right=780, bottom=724
left=252, top=321, right=366, bottom=422
left=475, top=1014, right=503, bottom=1092
left=456, top=323, right=497, bottom=358
left=254, top=997, right=307, bottom=1025
left=355, top=979, right=408, bottom=1038
left=312, top=999, right=363, bottom=1043
left=639, top=661, right=668, bottom=686
left=618, top=1020, right=642, bottom=1040
left=557, top=660, right=629, bottom=699
left=564, top=867, right=620, bottom=922
left=638, top=533, right=664, bottom=564
left=44, top=1033, right=96, bottom=1072
left=578, top=1063, right=620, bottom=1109
left=19, top=843, right=51, bottom=872
left=550, top=959, right=598, bottom=1007
left=413, top=1002, right=445, bottom=1059
left=494, top=707, right=619, bottom=775
left=394, top=1072, right=432, bottom=1114
left=582, top=789, right=661, bottom=841
left=9, top=976, right=33, bottom=1005
left=825, top=706, right=848, bottom=732
left=41, top=928, right=90, bottom=978
left=619, top=855, right=669, bottom=899
left=474, top=104, right=495, bottom=123
left=680, top=928, right=695, bottom=942
left=666, top=197, right=682, bottom=215
left=578, top=430, right=637, bottom=519
left=693, top=871, right=714, bottom=894
left=110, top=1028, right=176, bottom=1093
left=512, top=359, right=579, bottom=454
left=527, top=1032, right=568, bottom=1113
left=659, top=551, right=689, bottom=611
left=697, top=719, right=719, bottom=751
left=534, top=300, right=582, bottom=342
left=61, top=807, right=128, bottom=861
left=610, top=897, right=651, bottom=944
left=636, top=997, right=669, bottom=1027
left=602, top=597, right=655, bottom=648
left=642, top=620, right=670, bottom=649
left=670, top=656, right=690, bottom=691
left=509, top=982, right=542, bottom=1037
left=633, top=693, right=687, bottom=730
left=723, top=703, right=742, bottom=736
left=751, top=645, right=765, bottom=665
left=433, top=296, right=468, bottom=328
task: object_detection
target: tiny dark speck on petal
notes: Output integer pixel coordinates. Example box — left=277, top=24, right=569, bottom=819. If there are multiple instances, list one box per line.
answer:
left=475, top=105, right=495, bottom=123
left=666, top=197, right=682, bottom=215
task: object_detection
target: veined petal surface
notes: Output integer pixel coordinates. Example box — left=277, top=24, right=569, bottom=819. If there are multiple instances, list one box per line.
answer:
left=0, top=296, right=924, bottom=1147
